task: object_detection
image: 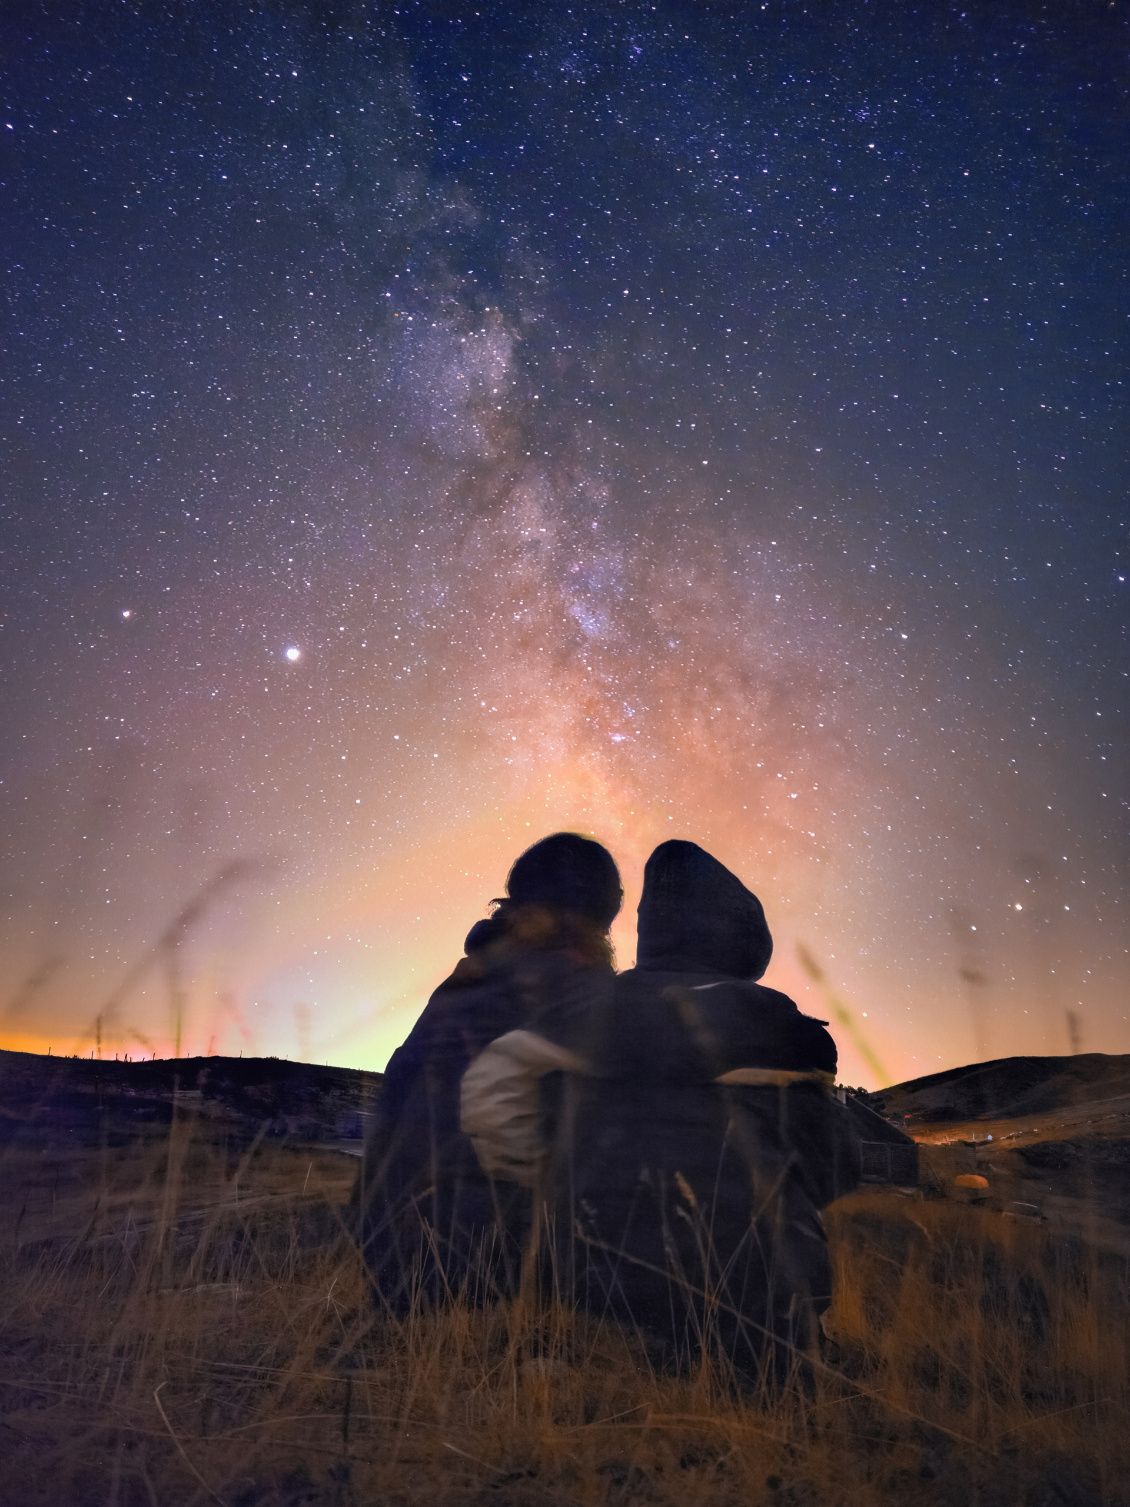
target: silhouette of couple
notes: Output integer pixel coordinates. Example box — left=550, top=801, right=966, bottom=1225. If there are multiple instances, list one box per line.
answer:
left=355, top=832, right=861, bottom=1381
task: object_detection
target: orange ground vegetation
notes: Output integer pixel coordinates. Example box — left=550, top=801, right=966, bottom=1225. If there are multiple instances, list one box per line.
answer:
left=1, top=1111, right=1126, bottom=1505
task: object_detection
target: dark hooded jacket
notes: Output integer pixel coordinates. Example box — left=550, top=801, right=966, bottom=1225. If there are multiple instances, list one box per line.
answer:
left=536, top=842, right=855, bottom=1379
left=354, top=833, right=621, bottom=1310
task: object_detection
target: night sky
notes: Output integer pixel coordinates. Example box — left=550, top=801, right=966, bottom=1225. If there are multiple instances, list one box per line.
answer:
left=2, top=2, right=1125, bottom=1085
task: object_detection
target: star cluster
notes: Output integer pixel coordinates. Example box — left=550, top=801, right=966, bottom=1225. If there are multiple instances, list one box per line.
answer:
left=1, top=3, right=1125, bottom=1082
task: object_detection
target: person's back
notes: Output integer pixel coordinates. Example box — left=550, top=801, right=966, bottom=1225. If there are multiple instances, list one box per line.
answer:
left=544, top=841, right=852, bottom=1382
left=354, top=832, right=621, bottom=1311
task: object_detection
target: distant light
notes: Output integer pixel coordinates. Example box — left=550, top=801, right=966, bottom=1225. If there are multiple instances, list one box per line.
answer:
left=1014, top=903, right=1023, bottom=911
left=285, top=646, right=301, bottom=662
left=121, top=609, right=132, bottom=619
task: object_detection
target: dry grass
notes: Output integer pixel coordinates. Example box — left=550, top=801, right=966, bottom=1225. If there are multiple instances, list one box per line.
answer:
left=1, top=1111, right=1127, bottom=1506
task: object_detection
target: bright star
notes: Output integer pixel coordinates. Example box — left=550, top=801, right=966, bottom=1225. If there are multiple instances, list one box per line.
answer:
left=285, top=646, right=301, bottom=662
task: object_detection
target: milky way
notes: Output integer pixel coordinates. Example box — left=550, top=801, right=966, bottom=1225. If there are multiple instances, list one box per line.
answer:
left=2, top=4, right=1125, bottom=1084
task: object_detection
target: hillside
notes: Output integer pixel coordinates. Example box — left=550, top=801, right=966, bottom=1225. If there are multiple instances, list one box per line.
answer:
left=858, top=1052, right=1130, bottom=1255
left=869, top=1052, right=1130, bottom=1125
left=0, top=1048, right=383, bottom=1148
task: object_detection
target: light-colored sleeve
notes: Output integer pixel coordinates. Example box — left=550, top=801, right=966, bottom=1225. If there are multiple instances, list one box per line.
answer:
left=460, top=1029, right=590, bottom=1188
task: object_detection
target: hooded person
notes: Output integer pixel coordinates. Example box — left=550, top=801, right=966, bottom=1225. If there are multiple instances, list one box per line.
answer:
left=353, top=831, right=621, bottom=1312
left=461, top=839, right=855, bottom=1383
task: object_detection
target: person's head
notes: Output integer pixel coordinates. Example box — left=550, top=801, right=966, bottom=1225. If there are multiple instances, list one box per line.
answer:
left=635, top=839, right=773, bottom=980
left=505, top=831, right=623, bottom=930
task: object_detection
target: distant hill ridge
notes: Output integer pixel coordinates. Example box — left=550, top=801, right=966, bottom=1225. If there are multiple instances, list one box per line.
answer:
left=874, top=1053, right=1130, bottom=1123
left=5, top=1047, right=1129, bottom=1142
left=0, top=1049, right=383, bottom=1146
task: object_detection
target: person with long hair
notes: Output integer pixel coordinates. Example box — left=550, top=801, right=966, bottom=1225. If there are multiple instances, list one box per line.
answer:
left=354, top=831, right=622, bottom=1311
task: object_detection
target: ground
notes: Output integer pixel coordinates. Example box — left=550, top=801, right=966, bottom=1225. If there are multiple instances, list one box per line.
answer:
left=1, top=1049, right=1126, bottom=1505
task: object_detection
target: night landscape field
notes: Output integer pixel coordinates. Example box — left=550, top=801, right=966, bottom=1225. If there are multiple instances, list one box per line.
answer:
left=2, top=2, right=1125, bottom=1503
left=3, top=1047, right=1128, bottom=1505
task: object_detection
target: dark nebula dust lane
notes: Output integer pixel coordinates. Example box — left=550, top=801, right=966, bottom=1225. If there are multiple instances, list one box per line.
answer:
left=1, top=3, right=1125, bottom=1083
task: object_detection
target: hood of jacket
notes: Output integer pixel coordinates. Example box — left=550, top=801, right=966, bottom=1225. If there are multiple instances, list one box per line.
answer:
left=635, top=839, right=773, bottom=980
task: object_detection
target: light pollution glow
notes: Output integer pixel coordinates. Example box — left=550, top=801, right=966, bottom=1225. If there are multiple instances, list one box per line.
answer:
left=2, top=459, right=1118, bottom=1086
